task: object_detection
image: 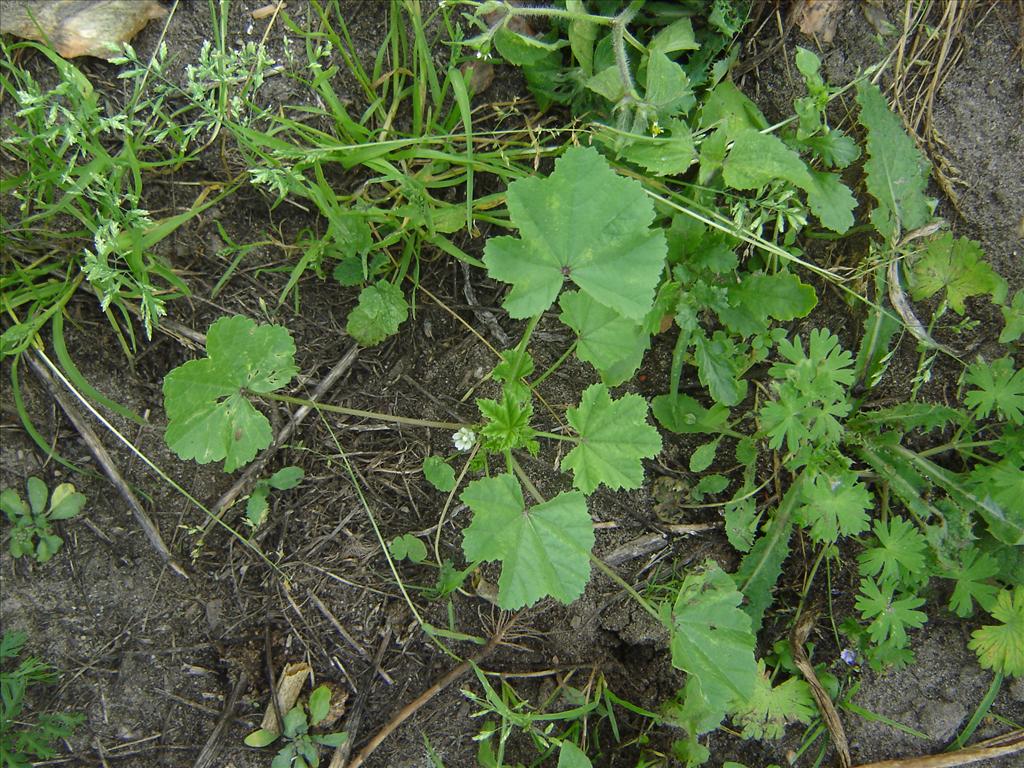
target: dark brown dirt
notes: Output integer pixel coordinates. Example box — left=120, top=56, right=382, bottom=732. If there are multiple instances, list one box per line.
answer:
left=2, top=2, right=1022, bottom=768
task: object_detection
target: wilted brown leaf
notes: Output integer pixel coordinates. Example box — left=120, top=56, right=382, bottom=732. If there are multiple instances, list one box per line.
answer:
left=797, top=0, right=844, bottom=43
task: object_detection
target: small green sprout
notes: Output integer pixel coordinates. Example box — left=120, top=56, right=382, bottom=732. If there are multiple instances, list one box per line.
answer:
left=0, top=477, right=86, bottom=563
left=244, top=685, right=347, bottom=768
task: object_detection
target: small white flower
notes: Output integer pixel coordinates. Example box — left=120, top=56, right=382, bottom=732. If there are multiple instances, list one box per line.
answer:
left=453, top=427, right=476, bottom=451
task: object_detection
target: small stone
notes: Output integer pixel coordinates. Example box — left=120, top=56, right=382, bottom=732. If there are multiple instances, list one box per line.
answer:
left=1009, top=676, right=1024, bottom=703
left=917, top=700, right=966, bottom=742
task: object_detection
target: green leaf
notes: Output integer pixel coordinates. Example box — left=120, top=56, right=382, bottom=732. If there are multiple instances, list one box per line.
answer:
left=422, top=456, right=456, bottom=492
left=493, top=26, right=563, bottom=66
left=724, top=498, right=758, bottom=553
left=698, top=126, right=729, bottom=184
left=47, top=483, right=85, bottom=520
left=803, top=170, right=857, bottom=233
left=346, top=281, right=409, bottom=346
left=731, top=662, right=815, bottom=740
left=389, top=533, right=428, bottom=563
left=246, top=486, right=270, bottom=528
left=652, top=393, right=731, bottom=435
left=694, top=331, right=747, bottom=407
left=491, top=349, right=535, bottom=403
left=722, top=129, right=808, bottom=190
left=315, top=732, right=348, bottom=747
left=27, top=476, right=48, bottom=514
left=483, top=146, right=667, bottom=319
left=585, top=64, right=625, bottom=102
left=803, top=130, right=860, bottom=169
left=333, top=251, right=387, bottom=287
left=999, top=289, right=1024, bottom=344
left=910, top=234, right=1007, bottom=314
left=853, top=267, right=901, bottom=390
left=566, top=0, right=596, bottom=75
left=856, top=81, right=934, bottom=241
left=947, top=548, right=1000, bottom=618
left=722, top=129, right=855, bottom=233
left=461, top=474, right=594, bottom=609
left=561, top=383, right=662, bottom=494
left=689, top=438, right=720, bottom=473
left=700, top=81, right=768, bottom=136
left=557, top=740, right=593, bottom=768
left=308, top=685, right=332, bottom=725
left=559, top=291, right=649, bottom=386
left=969, top=457, right=1024, bottom=540
left=244, top=728, right=280, bottom=747
left=282, top=705, right=307, bottom=738
left=618, top=120, right=695, bottom=176
left=858, top=516, right=928, bottom=588
left=855, top=578, right=928, bottom=648
left=163, top=316, right=297, bottom=472
left=692, top=473, right=729, bottom=499
left=968, top=586, right=1024, bottom=676
left=650, top=17, right=698, bottom=53
left=478, top=390, right=538, bottom=454
left=718, top=272, right=818, bottom=337
left=268, top=466, right=304, bottom=490
left=0, top=488, right=29, bottom=522
left=964, top=357, right=1024, bottom=425
left=271, top=744, right=295, bottom=768
left=735, top=516, right=793, bottom=634
left=795, top=469, right=872, bottom=544
left=645, top=51, right=693, bottom=117
left=662, top=563, right=758, bottom=717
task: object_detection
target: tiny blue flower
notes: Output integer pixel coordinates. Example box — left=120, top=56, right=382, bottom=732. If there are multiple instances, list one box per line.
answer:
left=840, top=648, right=857, bottom=666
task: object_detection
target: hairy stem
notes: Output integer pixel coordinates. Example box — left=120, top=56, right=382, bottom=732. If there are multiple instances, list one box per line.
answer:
left=262, top=391, right=465, bottom=430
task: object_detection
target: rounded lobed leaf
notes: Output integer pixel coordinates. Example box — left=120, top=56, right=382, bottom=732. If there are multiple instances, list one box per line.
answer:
left=163, top=316, right=297, bottom=472
left=461, top=474, right=594, bottom=609
left=483, top=146, right=667, bottom=320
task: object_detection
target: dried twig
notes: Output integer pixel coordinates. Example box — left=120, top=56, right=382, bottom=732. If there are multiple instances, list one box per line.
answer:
left=191, top=670, right=250, bottom=768
left=332, top=614, right=519, bottom=768
left=26, top=351, right=186, bottom=577
left=202, top=345, right=359, bottom=530
left=308, top=590, right=394, bottom=685
left=852, top=728, right=1024, bottom=768
left=791, top=610, right=852, bottom=768
left=328, top=626, right=392, bottom=768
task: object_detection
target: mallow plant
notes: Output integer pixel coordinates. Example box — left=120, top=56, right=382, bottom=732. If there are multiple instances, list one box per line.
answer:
left=160, top=75, right=1022, bottom=766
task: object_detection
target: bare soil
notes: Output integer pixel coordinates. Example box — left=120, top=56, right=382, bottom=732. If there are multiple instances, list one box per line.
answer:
left=2, top=2, right=1022, bottom=768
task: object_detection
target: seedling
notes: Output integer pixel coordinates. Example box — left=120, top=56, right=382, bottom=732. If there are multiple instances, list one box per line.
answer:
left=0, top=631, right=83, bottom=764
left=244, top=684, right=347, bottom=768
left=246, top=466, right=305, bottom=529
left=0, top=477, right=85, bottom=563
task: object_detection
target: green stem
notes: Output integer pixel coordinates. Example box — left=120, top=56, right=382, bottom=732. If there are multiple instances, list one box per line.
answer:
left=513, top=313, right=542, bottom=359
left=530, top=341, right=576, bottom=389
left=611, top=0, right=643, bottom=102
left=532, top=430, right=576, bottom=443
left=917, top=439, right=995, bottom=458
left=589, top=553, right=660, bottom=622
left=262, top=392, right=466, bottom=430
left=492, top=2, right=619, bottom=27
